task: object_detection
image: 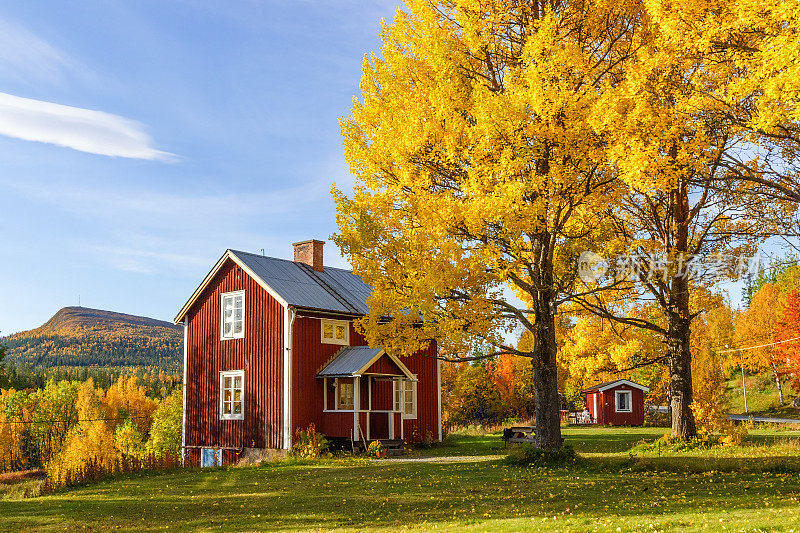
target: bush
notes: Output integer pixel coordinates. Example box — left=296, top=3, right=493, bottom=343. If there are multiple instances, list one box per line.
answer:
left=630, top=434, right=718, bottom=455
left=505, top=443, right=577, bottom=466
left=289, top=424, right=329, bottom=459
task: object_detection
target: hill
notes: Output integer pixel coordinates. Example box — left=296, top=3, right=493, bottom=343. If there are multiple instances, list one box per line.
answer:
left=1, top=307, right=181, bottom=371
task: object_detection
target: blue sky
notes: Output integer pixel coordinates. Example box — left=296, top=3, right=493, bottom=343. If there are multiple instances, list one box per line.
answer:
left=0, top=1, right=401, bottom=333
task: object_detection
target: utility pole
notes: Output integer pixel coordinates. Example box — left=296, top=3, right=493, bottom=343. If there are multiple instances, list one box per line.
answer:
left=741, top=365, right=748, bottom=413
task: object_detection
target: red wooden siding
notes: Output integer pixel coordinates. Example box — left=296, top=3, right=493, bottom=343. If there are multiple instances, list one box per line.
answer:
left=290, top=312, right=440, bottom=444
left=184, top=259, right=285, bottom=455
left=292, top=315, right=367, bottom=439
left=366, top=355, right=404, bottom=375
left=398, top=341, right=440, bottom=442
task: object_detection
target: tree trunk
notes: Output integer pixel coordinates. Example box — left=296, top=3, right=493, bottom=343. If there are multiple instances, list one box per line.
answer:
left=666, top=305, right=697, bottom=439
left=531, top=285, right=563, bottom=449
left=667, top=181, right=697, bottom=440
left=772, top=363, right=785, bottom=406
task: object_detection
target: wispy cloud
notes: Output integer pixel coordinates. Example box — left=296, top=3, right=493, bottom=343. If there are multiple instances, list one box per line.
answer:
left=0, top=92, right=174, bottom=160
left=0, top=17, right=78, bottom=87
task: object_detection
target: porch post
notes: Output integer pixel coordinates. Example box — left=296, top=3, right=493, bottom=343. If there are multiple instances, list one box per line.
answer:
left=353, top=376, right=361, bottom=441
left=366, top=377, right=371, bottom=440
left=323, top=378, right=327, bottom=411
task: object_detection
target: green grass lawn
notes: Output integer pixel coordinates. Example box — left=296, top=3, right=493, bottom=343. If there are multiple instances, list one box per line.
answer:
left=2, top=427, right=800, bottom=532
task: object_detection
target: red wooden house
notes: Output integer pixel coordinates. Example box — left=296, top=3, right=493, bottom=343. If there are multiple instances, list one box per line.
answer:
left=581, top=379, right=648, bottom=426
left=174, top=240, right=441, bottom=465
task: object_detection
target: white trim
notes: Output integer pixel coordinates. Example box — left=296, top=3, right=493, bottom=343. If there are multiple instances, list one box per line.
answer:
left=615, top=390, right=633, bottom=413
left=437, top=357, right=442, bottom=442
left=220, top=290, right=245, bottom=340
left=353, top=376, right=361, bottom=441
left=181, top=319, right=187, bottom=465
left=597, top=379, right=649, bottom=393
left=593, top=393, right=598, bottom=423
left=356, top=349, right=415, bottom=381
left=320, top=318, right=350, bottom=345
left=174, top=250, right=288, bottom=324
left=282, top=306, right=295, bottom=450
left=219, top=370, right=245, bottom=420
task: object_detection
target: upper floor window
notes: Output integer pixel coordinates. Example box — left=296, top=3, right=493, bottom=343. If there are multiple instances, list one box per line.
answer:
left=220, top=370, right=245, bottom=420
left=221, top=291, right=245, bottom=340
left=321, top=319, right=349, bottom=345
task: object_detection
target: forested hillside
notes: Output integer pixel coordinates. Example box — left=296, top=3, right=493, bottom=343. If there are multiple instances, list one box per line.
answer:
left=2, top=307, right=181, bottom=371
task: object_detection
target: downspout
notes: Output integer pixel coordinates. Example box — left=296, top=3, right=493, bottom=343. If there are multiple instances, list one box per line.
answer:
left=283, top=306, right=296, bottom=450
left=181, top=318, right=188, bottom=466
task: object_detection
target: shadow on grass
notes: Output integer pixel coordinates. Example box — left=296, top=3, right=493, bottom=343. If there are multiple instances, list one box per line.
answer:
left=1, top=457, right=799, bottom=532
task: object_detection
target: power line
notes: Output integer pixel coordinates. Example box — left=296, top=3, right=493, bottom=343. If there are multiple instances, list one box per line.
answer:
left=717, top=335, right=800, bottom=354
left=0, top=415, right=149, bottom=425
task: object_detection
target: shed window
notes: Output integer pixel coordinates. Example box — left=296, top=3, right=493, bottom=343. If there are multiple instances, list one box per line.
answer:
left=615, top=390, right=632, bottom=413
left=336, top=380, right=354, bottom=410
left=220, top=370, right=244, bottom=420
left=221, top=291, right=245, bottom=340
left=393, top=378, right=417, bottom=419
left=321, top=319, right=349, bottom=345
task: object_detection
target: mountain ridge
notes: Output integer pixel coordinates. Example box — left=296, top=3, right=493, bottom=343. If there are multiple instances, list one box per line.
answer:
left=2, top=306, right=181, bottom=371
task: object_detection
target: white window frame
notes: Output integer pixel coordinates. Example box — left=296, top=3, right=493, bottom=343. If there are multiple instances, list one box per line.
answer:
left=220, top=290, right=245, bottom=340
left=320, top=319, right=349, bottom=345
left=335, top=379, right=354, bottom=410
left=219, top=370, right=245, bottom=420
left=393, top=378, right=417, bottom=419
left=615, top=390, right=632, bottom=413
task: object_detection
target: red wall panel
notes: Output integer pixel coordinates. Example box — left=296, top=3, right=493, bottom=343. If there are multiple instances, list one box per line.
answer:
left=185, top=259, right=285, bottom=451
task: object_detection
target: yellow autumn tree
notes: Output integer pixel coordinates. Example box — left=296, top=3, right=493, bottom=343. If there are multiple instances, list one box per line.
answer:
left=691, top=304, right=745, bottom=444
left=49, top=380, right=117, bottom=485
left=105, top=376, right=157, bottom=436
left=571, top=0, right=794, bottom=439
left=334, top=0, right=643, bottom=448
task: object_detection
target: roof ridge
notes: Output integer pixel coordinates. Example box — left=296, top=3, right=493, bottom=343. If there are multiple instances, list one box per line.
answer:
left=229, top=249, right=356, bottom=274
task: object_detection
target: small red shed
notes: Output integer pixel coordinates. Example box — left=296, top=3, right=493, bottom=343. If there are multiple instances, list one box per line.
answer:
left=581, top=379, right=649, bottom=426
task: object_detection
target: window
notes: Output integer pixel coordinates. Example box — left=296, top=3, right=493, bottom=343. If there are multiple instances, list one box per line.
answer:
left=220, top=370, right=244, bottom=420
left=321, top=319, right=349, bottom=345
left=393, top=378, right=417, bottom=419
left=615, top=390, right=632, bottom=413
left=201, top=448, right=223, bottom=467
left=336, top=380, right=354, bottom=410
left=221, top=291, right=245, bottom=340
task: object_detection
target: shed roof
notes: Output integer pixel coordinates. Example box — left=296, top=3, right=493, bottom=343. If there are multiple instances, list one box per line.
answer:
left=580, top=379, right=650, bottom=394
left=175, top=249, right=372, bottom=322
left=317, top=346, right=414, bottom=380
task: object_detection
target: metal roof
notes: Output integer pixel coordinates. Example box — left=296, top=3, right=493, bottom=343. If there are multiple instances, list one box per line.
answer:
left=317, top=346, right=384, bottom=377
left=230, top=250, right=370, bottom=315
left=581, top=379, right=649, bottom=394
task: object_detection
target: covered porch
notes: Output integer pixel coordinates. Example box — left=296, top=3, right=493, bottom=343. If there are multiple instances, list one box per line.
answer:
left=317, top=346, right=416, bottom=443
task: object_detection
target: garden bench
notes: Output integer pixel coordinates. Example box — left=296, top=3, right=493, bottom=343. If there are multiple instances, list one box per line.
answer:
left=502, top=426, right=536, bottom=446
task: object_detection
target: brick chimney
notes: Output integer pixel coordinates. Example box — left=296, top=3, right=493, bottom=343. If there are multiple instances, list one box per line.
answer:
left=293, top=239, right=324, bottom=271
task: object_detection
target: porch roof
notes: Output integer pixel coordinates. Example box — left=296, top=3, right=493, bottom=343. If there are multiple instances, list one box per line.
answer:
left=316, top=346, right=415, bottom=380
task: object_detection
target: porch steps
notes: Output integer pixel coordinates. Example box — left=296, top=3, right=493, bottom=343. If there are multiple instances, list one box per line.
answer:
left=378, top=439, right=404, bottom=457
left=353, top=439, right=404, bottom=456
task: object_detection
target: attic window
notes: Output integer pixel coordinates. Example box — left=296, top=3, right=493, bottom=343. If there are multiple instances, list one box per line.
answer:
left=615, top=390, right=632, bottom=413
left=321, top=319, right=349, bottom=345
left=221, top=291, right=245, bottom=340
